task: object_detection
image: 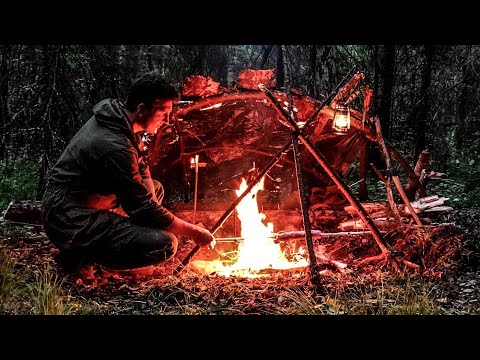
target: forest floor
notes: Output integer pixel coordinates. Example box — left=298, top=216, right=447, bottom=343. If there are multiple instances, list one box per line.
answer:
left=0, top=204, right=479, bottom=316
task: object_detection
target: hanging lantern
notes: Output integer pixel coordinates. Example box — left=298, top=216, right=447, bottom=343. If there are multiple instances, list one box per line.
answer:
left=333, top=103, right=350, bottom=132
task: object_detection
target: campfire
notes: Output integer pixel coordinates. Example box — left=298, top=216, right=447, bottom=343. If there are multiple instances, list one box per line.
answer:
left=189, top=176, right=308, bottom=277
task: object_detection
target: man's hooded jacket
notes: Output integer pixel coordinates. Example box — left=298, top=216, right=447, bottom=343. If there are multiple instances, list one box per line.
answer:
left=42, top=98, right=175, bottom=248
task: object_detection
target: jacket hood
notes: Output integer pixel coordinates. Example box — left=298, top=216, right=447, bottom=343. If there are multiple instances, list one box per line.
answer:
left=93, top=98, right=133, bottom=134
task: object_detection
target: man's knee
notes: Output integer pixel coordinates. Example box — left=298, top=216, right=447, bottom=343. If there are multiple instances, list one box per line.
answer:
left=164, top=231, right=178, bottom=259
left=150, top=231, right=178, bottom=262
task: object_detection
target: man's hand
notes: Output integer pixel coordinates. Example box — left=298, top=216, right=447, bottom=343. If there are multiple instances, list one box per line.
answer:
left=192, top=225, right=216, bottom=249
left=166, top=216, right=216, bottom=249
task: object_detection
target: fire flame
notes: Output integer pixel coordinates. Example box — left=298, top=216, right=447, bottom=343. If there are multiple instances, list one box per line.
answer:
left=190, top=176, right=308, bottom=277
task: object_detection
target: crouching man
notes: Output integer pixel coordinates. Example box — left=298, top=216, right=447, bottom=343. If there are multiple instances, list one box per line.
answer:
left=42, top=74, right=215, bottom=273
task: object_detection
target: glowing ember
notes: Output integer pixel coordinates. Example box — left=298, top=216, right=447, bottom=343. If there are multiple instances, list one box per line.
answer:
left=190, top=176, right=308, bottom=277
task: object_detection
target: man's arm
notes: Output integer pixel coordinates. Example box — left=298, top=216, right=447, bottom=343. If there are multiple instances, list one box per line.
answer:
left=138, top=157, right=158, bottom=203
left=105, top=148, right=174, bottom=227
left=106, top=148, right=215, bottom=248
left=142, top=177, right=158, bottom=203
left=166, top=216, right=215, bottom=249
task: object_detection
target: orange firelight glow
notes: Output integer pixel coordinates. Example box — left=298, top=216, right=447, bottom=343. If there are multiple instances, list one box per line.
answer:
left=190, top=176, right=309, bottom=277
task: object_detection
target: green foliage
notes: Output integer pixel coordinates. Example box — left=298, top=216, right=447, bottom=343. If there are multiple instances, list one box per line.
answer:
left=431, top=148, right=480, bottom=208
left=337, top=45, right=370, bottom=64
left=0, top=158, right=40, bottom=212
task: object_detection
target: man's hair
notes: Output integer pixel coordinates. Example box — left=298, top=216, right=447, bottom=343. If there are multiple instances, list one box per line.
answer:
left=125, top=74, right=179, bottom=111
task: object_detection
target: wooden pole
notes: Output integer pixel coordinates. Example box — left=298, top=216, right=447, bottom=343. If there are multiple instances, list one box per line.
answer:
left=193, top=154, right=199, bottom=224
left=359, top=143, right=368, bottom=201
left=281, top=45, right=321, bottom=287
left=359, top=85, right=373, bottom=201
left=392, top=174, right=424, bottom=228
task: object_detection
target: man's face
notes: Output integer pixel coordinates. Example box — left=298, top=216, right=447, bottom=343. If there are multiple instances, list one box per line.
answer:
left=139, top=99, right=174, bottom=134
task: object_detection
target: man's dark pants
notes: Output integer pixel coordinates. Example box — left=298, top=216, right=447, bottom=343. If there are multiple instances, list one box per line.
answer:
left=42, top=181, right=178, bottom=270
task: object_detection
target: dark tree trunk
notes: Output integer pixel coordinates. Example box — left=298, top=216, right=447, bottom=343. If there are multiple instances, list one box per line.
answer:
left=261, top=45, right=274, bottom=68
left=194, top=45, right=207, bottom=75
left=125, top=45, right=140, bottom=73
left=414, top=45, right=434, bottom=159
left=146, top=45, right=153, bottom=70
left=307, top=45, right=317, bottom=98
left=317, top=45, right=331, bottom=97
left=105, top=45, right=120, bottom=98
left=37, top=45, right=55, bottom=199
left=372, top=45, right=380, bottom=116
left=276, top=45, right=284, bottom=88
left=206, top=45, right=229, bottom=86
left=227, top=46, right=236, bottom=87
left=0, top=45, right=11, bottom=162
left=455, top=46, right=473, bottom=150
left=378, top=45, right=395, bottom=140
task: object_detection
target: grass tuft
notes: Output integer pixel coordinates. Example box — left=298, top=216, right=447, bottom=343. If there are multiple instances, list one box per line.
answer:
left=28, top=264, right=71, bottom=315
